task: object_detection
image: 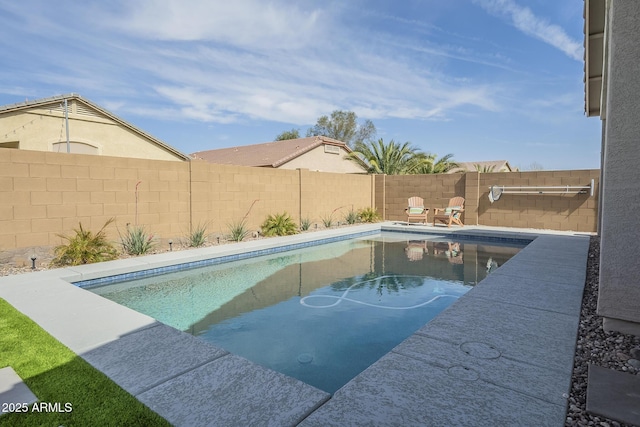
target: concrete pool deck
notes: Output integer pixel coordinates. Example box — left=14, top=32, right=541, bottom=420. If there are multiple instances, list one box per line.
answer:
left=0, top=223, right=590, bottom=426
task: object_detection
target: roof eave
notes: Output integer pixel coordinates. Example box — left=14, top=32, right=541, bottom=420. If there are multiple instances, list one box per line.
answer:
left=271, top=136, right=355, bottom=168
left=584, top=0, right=607, bottom=118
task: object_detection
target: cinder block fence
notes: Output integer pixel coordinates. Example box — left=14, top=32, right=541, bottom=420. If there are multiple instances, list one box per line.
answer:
left=0, top=149, right=598, bottom=264
left=376, top=170, right=598, bottom=231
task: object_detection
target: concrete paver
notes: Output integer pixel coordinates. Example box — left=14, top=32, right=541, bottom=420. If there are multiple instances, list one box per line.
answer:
left=392, top=334, right=570, bottom=405
left=586, top=364, right=640, bottom=426
left=0, top=367, right=38, bottom=413
left=137, top=353, right=330, bottom=427
left=469, top=274, right=584, bottom=316
left=81, top=323, right=229, bottom=396
left=299, top=351, right=566, bottom=427
left=416, top=295, right=580, bottom=373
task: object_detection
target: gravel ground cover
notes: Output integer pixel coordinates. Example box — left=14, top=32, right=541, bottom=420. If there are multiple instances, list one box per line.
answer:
left=565, top=236, right=640, bottom=427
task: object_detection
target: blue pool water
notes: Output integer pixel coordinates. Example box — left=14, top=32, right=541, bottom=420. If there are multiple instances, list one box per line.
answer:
left=89, top=232, right=525, bottom=393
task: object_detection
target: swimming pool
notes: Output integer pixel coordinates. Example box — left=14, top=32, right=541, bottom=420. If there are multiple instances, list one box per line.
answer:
left=88, top=232, right=526, bottom=393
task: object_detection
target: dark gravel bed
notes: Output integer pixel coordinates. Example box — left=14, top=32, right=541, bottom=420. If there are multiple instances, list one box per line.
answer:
left=565, top=236, right=640, bottom=426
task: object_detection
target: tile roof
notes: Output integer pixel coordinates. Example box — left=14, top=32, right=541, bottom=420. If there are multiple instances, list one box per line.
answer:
left=191, top=136, right=352, bottom=167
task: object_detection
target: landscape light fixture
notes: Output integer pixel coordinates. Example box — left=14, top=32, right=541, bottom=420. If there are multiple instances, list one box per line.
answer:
left=30, top=255, right=36, bottom=270
left=169, top=239, right=173, bottom=251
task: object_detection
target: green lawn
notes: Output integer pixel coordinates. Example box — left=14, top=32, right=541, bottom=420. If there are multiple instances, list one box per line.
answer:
left=0, top=298, right=171, bottom=426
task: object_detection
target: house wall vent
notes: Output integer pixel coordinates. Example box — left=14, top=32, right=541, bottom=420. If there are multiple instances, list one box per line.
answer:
left=324, top=145, right=340, bottom=154
left=76, top=103, right=104, bottom=118
left=43, top=103, right=64, bottom=114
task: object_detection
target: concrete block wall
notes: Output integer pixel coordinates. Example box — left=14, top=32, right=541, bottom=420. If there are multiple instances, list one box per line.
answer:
left=379, top=169, right=598, bottom=232
left=300, top=170, right=372, bottom=226
left=374, top=175, right=385, bottom=219
left=189, top=161, right=301, bottom=237
left=464, top=172, right=480, bottom=226
left=0, top=148, right=598, bottom=265
left=383, top=173, right=465, bottom=223
left=479, top=170, right=599, bottom=232
left=0, top=149, right=191, bottom=253
left=0, top=150, right=374, bottom=259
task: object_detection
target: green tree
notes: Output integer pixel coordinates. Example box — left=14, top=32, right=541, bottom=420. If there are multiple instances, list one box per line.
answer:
left=527, top=161, right=544, bottom=171
left=474, top=164, right=496, bottom=173
left=345, top=138, right=427, bottom=174
left=275, top=128, right=300, bottom=141
left=347, top=139, right=457, bottom=175
left=414, top=153, right=458, bottom=174
left=306, top=110, right=376, bottom=147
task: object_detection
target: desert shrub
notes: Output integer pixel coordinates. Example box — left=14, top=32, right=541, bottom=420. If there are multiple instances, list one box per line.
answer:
left=186, top=222, right=209, bottom=247
left=121, top=225, right=156, bottom=255
left=359, top=207, right=380, bottom=223
left=52, top=218, right=118, bottom=266
left=261, top=212, right=298, bottom=237
left=227, top=219, right=250, bottom=242
left=344, top=209, right=359, bottom=225
left=321, top=214, right=334, bottom=228
left=300, top=217, right=312, bottom=231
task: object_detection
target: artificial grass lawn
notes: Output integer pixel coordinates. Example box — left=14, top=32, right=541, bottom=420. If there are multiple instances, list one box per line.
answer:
left=0, top=298, right=171, bottom=426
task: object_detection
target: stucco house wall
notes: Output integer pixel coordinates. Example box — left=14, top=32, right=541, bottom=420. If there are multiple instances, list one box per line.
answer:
left=588, top=0, right=640, bottom=336
left=0, top=95, right=188, bottom=162
left=280, top=145, right=365, bottom=173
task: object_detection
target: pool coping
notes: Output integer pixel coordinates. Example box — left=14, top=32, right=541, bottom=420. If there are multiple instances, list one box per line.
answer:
left=0, top=222, right=590, bottom=426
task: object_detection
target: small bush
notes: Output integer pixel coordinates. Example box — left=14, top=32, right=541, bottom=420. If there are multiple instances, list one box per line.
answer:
left=261, top=212, right=298, bottom=237
left=344, top=209, right=359, bottom=225
left=359, top=207, right=380, bottom=223
left=227, top=219, right=250, bottom=242
left=186, top=222, right=209, bottom=247
left=300, top=217, right=312, bottom=231
left=121, top=225, right=156, bottom=255
left=52, top=218, right=118, bottom=266
left=321, top=214, right=334, bottom=228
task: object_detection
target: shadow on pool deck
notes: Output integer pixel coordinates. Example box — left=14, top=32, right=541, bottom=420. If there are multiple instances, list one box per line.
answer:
left=0, top=223, right=590, bottom=426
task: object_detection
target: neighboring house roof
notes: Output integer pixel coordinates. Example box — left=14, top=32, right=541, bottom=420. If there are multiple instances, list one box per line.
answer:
left=448, top=160, right=515, bottom=173
left=191, top=136, right=360, bottom=168
left=0, top=93, right=190, bottom=160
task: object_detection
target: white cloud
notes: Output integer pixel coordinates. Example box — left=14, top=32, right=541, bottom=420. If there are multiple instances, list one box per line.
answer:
left=473, top=0, right=582, bottom=60
left=0, top=1, right=507, bottom=127
left=111, top=0, right=323, bottom=50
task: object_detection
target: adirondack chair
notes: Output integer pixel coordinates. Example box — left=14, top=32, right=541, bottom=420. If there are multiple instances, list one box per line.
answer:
left=405, top=197, right=429, bottom=224
left=433, top=197, right=465, bottom=227
left=405, top=240, right=428, bottom=261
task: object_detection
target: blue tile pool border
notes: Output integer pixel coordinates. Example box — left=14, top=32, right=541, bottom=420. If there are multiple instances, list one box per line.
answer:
left=74, top=229, right=380, bottom=289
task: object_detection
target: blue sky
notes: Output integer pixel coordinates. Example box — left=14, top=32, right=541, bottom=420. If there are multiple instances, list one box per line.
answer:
left=0, top=0, right=601, bottom=170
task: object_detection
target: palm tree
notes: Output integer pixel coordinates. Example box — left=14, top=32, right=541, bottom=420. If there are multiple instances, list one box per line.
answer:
left=474, top=164, right=496, bottom=173
left=416, top=153, right=459, bottom=174
left=346, top=138, right=457, bottom=175
left=346, top=139, right=431, bottom=175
